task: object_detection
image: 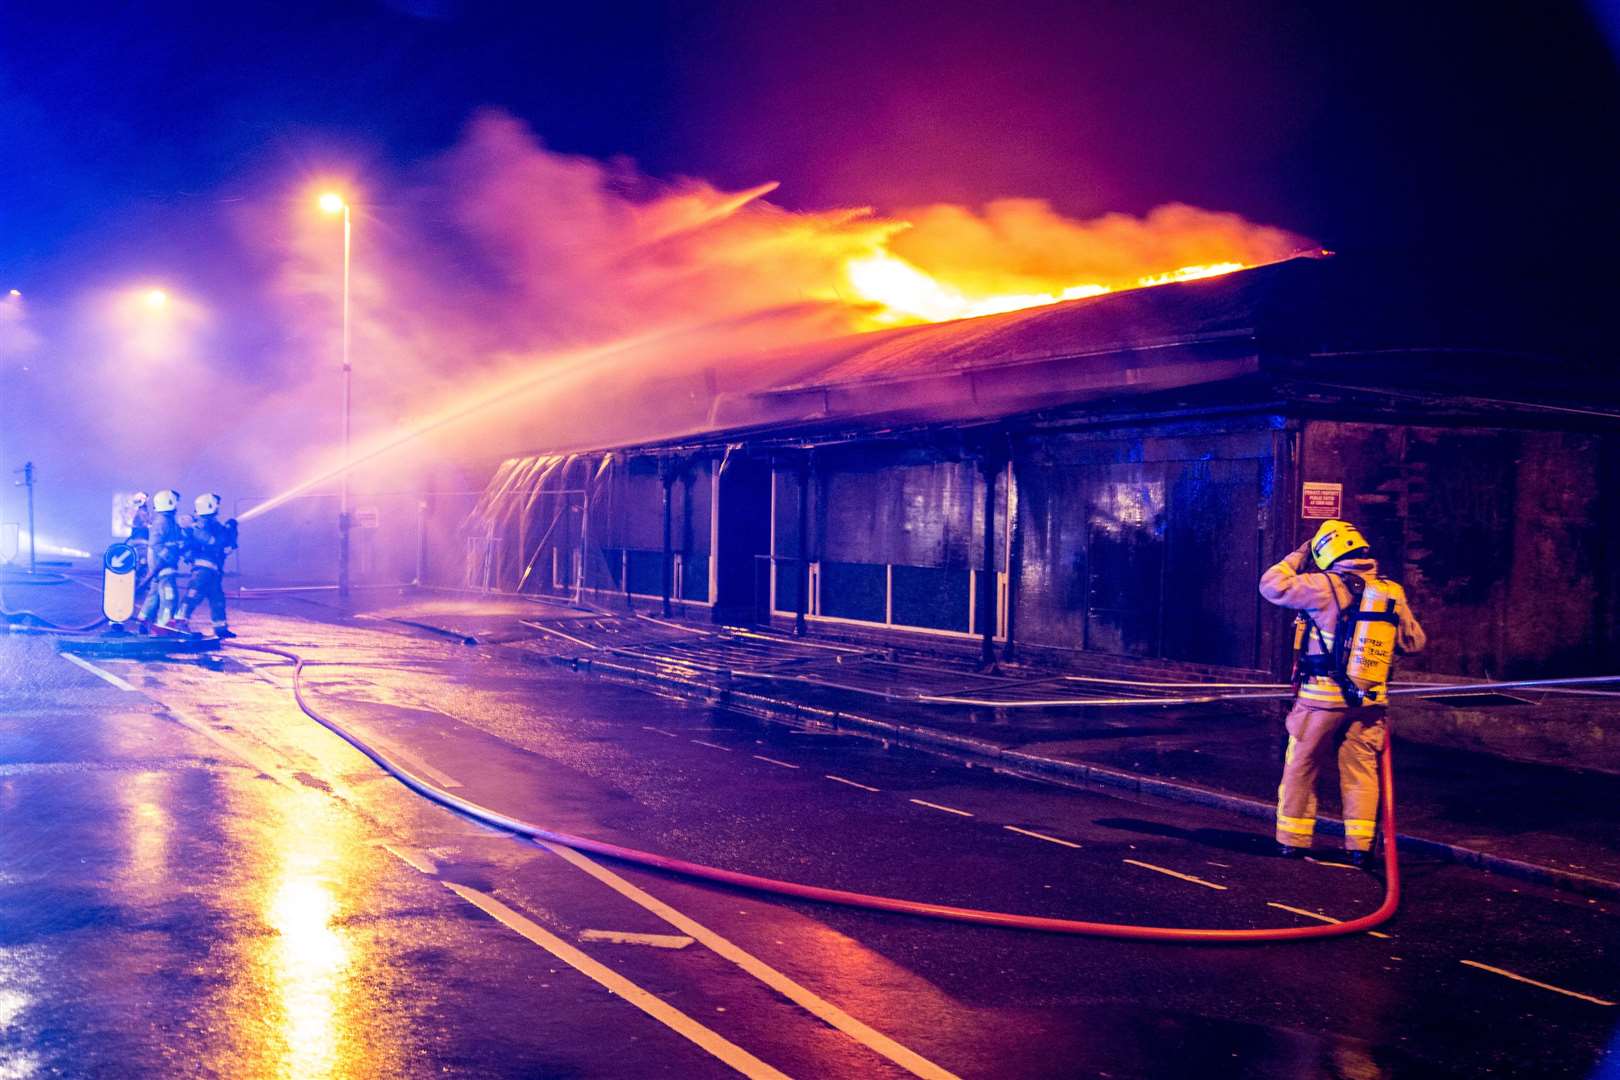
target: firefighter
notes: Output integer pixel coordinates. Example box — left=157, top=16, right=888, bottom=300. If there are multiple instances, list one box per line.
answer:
left=136, top=490, right=185, bottom=629
left=175, top=492, right=238, bottom=639
left=1260, top=518, right=1426, bottom=866
left=127, top=491, right=152, bottom=579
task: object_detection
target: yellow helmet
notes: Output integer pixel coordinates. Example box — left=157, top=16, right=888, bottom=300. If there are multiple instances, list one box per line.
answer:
left=1309, top=519, right=1371, bottom=569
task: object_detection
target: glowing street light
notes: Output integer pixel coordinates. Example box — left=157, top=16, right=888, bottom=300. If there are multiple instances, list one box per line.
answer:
left=318, top=190, right=354, bottom=599
left=6, top=289, right=19, bottom=298
left=143, top=288, right=169, bottom=310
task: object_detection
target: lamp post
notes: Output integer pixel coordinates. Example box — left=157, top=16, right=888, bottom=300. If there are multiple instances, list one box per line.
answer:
left=319, top=192, right=353, bottom=600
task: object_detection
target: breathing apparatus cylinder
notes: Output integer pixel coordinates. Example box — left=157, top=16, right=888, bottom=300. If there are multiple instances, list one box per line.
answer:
left=1344, top=575, right=1401, bottom=705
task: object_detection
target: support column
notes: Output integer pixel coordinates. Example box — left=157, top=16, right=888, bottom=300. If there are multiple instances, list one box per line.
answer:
left=661, top=458, right=675, bottom=617
left=795, top=451, right=811, bottom=637
left=979, top=447, right=1002, bottom=669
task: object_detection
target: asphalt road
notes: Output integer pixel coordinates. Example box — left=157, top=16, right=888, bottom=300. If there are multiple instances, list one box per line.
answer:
left=3, top=606, right=1617, bottom=1078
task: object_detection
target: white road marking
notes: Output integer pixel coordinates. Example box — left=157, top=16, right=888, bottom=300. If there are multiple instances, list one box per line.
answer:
left=1003, top=825, right=1080, bottom=849
left=691, top=739, right=733, bottom=752
left=642, top=725, right=679, bottom=738
left=539, top=840, right=961, bottom=1080
left=825, top=775, right=879, bottom=792
left=63, top=655, right=313, bottom=794
left=158, top=704, right=300, bottom=792
left=60, top=653, right=140, bottom=693
left=752, top=755, right=800, bottom=770
left=358, top=731, right=464, bottom=789
left=1459, top=960, right=1616, bottom=1006
left=1266, top=901, right=1392, bottom=939
left=1305, top=856, right=1361, bottom=872
left=379, top=843, right=438, bottom=875
left=908, top=799, right=974, bottom=818
left=443, top=883, right=792, bottom=1079
left=1122, top=859, right=1228, bottom=891
left=579, top=929, right=696, bottom=950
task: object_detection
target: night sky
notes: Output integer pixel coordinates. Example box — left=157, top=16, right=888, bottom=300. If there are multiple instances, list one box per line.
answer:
left=3, top=1, right=1618, bottom=548
left=4, top=1, right=1617, bottom=290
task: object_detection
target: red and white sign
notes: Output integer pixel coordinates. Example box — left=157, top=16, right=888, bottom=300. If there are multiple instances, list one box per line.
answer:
left=1301, top=482, right=1343, bottom=519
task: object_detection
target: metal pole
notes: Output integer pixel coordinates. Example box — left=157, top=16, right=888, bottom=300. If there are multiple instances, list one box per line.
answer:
left=23, top=461, right=35, bottom=574
left=414, top=497, right=427, bottom=587
left=338, top=203, right=353, bottom=600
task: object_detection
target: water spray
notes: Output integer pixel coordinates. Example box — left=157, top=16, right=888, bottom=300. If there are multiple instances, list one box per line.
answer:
left=238, top=326, right=680, bottom=525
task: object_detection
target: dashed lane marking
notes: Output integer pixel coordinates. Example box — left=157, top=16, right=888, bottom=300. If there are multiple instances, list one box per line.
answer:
left=908, top=799, right=974, bottom=818
left=1123, top=859, right=1228, bottom=891
left=1266, top=901, right=1392, bottom=939
left=825, top=775, right=880, bottom=792
left=539, top=840, right=961, bottom=1080
left=1459, top=960, right=1616, bottom=1007
left=1305, top=856, right=1361, bottom=872
left=752, top=755, right=800, bottom=769
left=1003, top=825, right=1080, bottom=849
left=443, top=882, right=793, bottom=1079
left=60, top=653, right=140, bottom=693
left=358, top=731, right=464, bottom=790
left=691, top=739, right=733, bottom=752
left=579, top=929, right=696, bottom=950
left=641, top=726, right=679, bottom=738
left=379, top=843, right=438, bottom=875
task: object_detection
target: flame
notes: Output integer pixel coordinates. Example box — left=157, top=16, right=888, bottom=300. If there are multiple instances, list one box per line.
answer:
left=843, top=251, right=1253, bottom=327
left=845, top=252, right=1111, bottom=325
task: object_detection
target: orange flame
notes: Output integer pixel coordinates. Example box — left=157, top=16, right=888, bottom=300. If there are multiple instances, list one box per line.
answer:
left=832, top=198, right=1304, bottom=327
left=843, top=251, right=1256, bottom=326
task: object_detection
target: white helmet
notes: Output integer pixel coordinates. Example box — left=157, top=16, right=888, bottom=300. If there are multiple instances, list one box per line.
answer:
left=153, top=489, right=181, bottom=513
left=195, top=492, right=222, bottom=517
left=130, top=491, right=149, bottom=508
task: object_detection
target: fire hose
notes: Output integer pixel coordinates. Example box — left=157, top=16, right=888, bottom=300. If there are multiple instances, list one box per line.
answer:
left=1, top=569, right=107, bottom=634
left=231, top=640, right=1400, bottom=942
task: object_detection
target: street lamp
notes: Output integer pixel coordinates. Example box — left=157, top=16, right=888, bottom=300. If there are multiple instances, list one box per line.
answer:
left=318, top=191, right=353, bottom=600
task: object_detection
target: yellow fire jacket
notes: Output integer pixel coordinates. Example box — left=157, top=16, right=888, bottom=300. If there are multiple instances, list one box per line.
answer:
left=1259, top=548, right=1427, bottom=707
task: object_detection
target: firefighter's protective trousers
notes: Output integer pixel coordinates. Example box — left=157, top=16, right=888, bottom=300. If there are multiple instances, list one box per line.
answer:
left=1277, top=702, right=1385, bottom=851
left=181, top=563, right=228, bottom=631
left=137, top=569, right=179, bottom=625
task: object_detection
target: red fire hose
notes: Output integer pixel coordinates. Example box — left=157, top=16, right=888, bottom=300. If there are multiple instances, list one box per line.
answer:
left=234, top=641, right=1400, bottom=942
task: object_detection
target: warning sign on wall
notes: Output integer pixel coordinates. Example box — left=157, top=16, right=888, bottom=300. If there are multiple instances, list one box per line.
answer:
left=1301, top=482, right=1343, bottom=519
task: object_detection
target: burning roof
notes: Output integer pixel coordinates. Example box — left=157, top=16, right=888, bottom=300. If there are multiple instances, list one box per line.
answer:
left=688, top=253, right=1614, bottom=443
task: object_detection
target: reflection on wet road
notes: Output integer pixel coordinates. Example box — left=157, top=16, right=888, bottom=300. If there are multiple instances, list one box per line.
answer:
left=2, top=606, right=1617, bottom=1078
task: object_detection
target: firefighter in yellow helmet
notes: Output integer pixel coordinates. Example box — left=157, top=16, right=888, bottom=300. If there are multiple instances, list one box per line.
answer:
left=1260, top=519, right=1426, bottom=865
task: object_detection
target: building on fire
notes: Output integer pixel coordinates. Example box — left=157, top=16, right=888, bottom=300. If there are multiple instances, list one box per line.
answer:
left=420, top=254, right=1618, bottom=684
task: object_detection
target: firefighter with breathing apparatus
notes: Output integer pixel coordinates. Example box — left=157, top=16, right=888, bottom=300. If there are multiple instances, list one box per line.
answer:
left=174, top=492, right=238, bottom=639
left=1260, top=518, right=1426, bottom=866
left=136, top=489, right=185, bottom=630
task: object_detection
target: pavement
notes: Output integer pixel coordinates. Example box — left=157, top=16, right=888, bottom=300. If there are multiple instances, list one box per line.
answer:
left=3, top=574, right=1619, bottom=1077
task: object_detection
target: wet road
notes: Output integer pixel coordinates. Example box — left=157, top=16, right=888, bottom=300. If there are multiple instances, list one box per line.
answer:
left=3, top=607, right=1618, bottom=1078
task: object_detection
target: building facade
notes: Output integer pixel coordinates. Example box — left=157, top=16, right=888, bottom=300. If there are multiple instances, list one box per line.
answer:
left=444, top=257, right=1620, bottom=682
